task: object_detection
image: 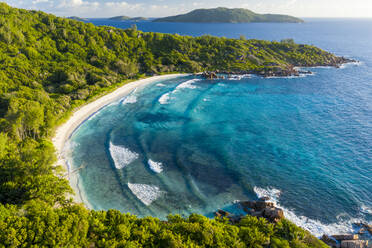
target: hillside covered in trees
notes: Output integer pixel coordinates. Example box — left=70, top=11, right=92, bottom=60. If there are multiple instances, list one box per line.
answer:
left=109, top=16, right=148, bottom=21
left=0, top=2, right=343, bottom=247
left=153, top=7, right=304, bottom=23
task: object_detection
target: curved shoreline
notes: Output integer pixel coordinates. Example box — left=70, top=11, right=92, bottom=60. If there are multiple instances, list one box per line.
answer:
left=52, top=74, right=189, bottom=204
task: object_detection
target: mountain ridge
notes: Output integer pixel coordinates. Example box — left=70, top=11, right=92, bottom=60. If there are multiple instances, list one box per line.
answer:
left=67, top=16, right=88, bottom=22
left=0, top=2, right=348, bottom=246
left=109, top=15, right=148, bottom=21
left=153, top=7, right=304, bottom=23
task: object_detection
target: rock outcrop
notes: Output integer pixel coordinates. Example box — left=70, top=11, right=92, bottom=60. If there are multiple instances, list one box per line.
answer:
left=333, top=235, right=359, bottom=241
left=363, top=224, right=372, bottom=235
left=201, top=71, right=220, bottom=79
left=341, top=240, right=369, bottom=248
left=239, top=198, right=284, bottom=223
left=321, top=232, right=370, bottom=248
left=214, top=209, right=230, bottom=218
left=214, top=197, right=369, bottom=248
left=201, top=57, right=357, bottom=79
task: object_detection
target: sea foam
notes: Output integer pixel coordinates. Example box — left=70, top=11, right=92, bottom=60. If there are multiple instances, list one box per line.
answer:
left=158, top=79, right=200, bottom=104
left=264, top=73, right=314, bottom=79
left=122, top=95, right=137, bottom=104
left=227, top=74, right=252, bottom=80
left=128, top=183, right=163, bottom=206
left=253, top=187, right=362, bottom=237
left=339, top=60, right=363, bottom=69
left=148, top=159, right=163, bottom=173
left=121, top=88, right=137, bottom=105
left=174, top=79, right=200, bottom=91
left=158, top=92, right=171, bottom=104
left=109, top=141, right=139, bottom=169
left=360, top=204, right=372, bottom=215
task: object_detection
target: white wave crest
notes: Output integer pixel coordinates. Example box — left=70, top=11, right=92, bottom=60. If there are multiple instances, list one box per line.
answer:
left=158, top=79, right=200, bottom=104
left=148, top=159, right=163, bottom=173
left=254, top=187, right=281, bottom=200
left=128, top=183, right=163, bottom=206
left=339, top=61, right=363, bottom=69
left=227, top=74, right=252, bottom=80
left=174, top=79, right=201, bottom=91
left=253, top=187, right=363, bottom=237
left=109, top=141, right=139, bottom=169
left=122, top=95, right=137, bottom=105
left=361, top=205, right=372, bottom=215
left=121, top=88, right=137, bottom=105
left=264, top=73, right=314, bottom=79
left=158, top=92, right=171, bottom=104
left=156, top=83, right=166, bottom=87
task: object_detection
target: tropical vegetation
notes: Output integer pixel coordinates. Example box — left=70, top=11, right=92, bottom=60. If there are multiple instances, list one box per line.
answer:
left=109, top=16, right=148, bottom=21
left=0, top=2, right=339, bottom=246
left=153, top=7, right=304, bottom=23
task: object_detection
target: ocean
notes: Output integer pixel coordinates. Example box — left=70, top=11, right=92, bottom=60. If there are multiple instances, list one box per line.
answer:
left=66, top=18, right=372, bottom=237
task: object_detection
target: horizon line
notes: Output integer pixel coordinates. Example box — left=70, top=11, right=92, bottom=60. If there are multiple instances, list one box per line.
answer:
left=5, top=3, right=372, bottom=20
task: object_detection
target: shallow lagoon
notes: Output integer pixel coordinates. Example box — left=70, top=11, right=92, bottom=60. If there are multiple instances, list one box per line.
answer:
left=68, top=19, right=372, bottom=236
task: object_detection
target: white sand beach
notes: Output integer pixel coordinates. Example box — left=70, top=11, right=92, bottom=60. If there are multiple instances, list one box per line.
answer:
left=52, top=74, right=188, bottom=204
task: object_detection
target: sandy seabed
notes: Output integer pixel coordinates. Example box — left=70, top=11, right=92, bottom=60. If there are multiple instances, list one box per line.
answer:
left=52, top=74, right=188, bottom=204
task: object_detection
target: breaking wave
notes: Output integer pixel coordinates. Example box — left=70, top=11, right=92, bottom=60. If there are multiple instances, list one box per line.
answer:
left=158, top=92, right=171, bottom=104
left=173, top=79, right=201, bottom=92
left=264, top=73, right=315, bottom=79
left=128, top=183, right=163, bottom=206
left=226, top=74, right=252, bottom=80
left=253, top=187, right=364, bottom=237
left=361, top=205, right=372, bottom=215
left=158, top=79, right=200, bottom=104
left=109, top=141, right=139, bottom=169
left=339, top=60, right=363, bottom=69
left=148, top=159, right=163, bottom=173
left=121, top=88, right=137, bottom=105
left=122, top=95, right=137, bottom=105
left=87, top=111, right=101, bottom=121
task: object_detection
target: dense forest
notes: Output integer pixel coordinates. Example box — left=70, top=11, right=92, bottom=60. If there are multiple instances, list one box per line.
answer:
left=109, top=16, right=148, bottom=22
left=0, top=2, right=342, bottom=247
left=153, top=7, right=304, bottom=23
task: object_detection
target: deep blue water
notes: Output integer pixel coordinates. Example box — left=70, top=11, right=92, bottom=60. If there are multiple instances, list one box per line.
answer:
left=67, top=19, right=372, bottom=237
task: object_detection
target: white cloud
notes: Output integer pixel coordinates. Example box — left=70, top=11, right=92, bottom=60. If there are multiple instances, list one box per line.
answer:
left=3, top=0, right=372, bottom=18
left=27, top=0, right=178, bottom=17
left=104, top=1, right=143, bottom=12
left=56, top=0, right=98, bottom=8
left=32, top=0, right=49, bottom=4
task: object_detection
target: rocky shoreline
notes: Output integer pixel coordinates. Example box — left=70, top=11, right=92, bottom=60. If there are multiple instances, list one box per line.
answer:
left=321, top=231, right=371, bottom=248
left=214, top=197, right=371, bottom=248
left=201, top=57, right=356, bottom=79
left=214, top=197, right=285, bottom=224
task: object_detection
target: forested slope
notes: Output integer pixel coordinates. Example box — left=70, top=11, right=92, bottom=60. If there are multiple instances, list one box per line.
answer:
left=0, top=2, right=336, bottom=247
left=154, top=7, right=304, bottom=23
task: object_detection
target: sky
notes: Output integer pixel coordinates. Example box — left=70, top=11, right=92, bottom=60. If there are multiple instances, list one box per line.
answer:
left=3, top=0, right=372, bottom=18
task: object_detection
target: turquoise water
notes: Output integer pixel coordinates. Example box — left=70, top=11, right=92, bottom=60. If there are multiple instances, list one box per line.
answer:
left=67, top=19, right=372, bottom=237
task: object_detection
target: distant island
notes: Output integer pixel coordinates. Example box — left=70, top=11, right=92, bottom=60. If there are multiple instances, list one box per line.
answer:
left=109, top=16, right=148, bottom=22
left=0, top=2, right=355, bottom=247
left=67, top=16, right=88, bottom=22
left=153, top=7, right=304, bottom=23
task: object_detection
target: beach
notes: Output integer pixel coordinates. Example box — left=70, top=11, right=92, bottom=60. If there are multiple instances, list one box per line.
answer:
left=52, top=74, right=188, bottom=203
